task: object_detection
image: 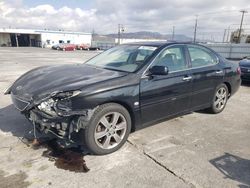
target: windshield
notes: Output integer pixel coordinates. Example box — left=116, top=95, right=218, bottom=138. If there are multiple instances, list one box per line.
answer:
left=85, top=45, right=157, bottom=72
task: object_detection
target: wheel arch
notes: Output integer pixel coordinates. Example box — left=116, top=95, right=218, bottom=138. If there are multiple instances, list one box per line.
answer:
left=223, top=82, right=231, bottom=97
left=99, top=100, right=136, bottom=132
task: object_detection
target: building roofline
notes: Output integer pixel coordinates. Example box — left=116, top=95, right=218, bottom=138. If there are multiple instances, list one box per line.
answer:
left=35, top=30, right=91, bottom=35
left=0, top=28, right=91, bottom=35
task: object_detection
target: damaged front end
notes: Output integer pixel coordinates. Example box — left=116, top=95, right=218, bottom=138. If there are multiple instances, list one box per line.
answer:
left=11, top=90, right=95, bottom=143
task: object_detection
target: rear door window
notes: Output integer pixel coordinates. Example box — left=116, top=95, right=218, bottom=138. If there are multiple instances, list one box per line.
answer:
left=187, top=46, right=218, bottom=68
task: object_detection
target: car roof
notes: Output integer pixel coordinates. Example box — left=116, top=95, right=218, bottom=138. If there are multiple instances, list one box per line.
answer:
left=124, top=41, right=195, bottom=48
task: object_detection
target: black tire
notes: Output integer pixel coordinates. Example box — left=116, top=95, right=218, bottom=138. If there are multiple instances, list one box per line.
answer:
left=82, top=103, right=131, bottom=155
left=207, top=83, right=229, bottom=114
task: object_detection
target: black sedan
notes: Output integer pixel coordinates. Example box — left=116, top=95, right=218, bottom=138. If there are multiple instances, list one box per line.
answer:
left=5, top=42, right=241, bottom=155
left=239, top=56, right=250, bottom=81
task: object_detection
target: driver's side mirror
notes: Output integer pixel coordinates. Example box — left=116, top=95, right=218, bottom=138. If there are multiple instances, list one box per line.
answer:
left=149, top=66, right=169, bottom=75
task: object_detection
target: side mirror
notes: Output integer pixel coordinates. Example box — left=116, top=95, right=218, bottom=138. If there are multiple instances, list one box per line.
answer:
left=149, top=66, right=169, bottom=75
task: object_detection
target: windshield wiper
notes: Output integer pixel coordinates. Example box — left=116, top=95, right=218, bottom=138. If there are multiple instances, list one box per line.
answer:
left=102, top=67, right=130, bottom=73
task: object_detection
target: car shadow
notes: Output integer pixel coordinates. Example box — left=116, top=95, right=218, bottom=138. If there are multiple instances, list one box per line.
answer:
left=209, top=153, right=250, bottom=188
left=195, top=109, right=209, bottom=114
left=0, top=104, right=90, bottom=173
left=0, top=104, right=32, bottom=138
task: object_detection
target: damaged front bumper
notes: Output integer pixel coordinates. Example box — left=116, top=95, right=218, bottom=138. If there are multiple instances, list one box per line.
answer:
left=28, top=109, right=78, bottom=140
left=10, top=91, right=95, bottom=143
left=25, top=107, right=94, bottom=143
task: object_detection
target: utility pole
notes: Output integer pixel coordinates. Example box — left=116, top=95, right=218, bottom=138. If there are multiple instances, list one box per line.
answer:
left=118, top=24, right=125, bottom=44
left=226, top=25, right=231, bottom=43
left=15, top=33, right=19, bottom=47
left=222, top=29, right=227, bottom=43
left=118, top=24, right=121, bottom=44
left=238, top=10, right=248, bottom=43
left=172, top=26, right=175, bottom=40
left=193, top=15, right=198, bottom=43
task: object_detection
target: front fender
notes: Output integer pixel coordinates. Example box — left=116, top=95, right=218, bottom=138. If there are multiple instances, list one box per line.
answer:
left=71, top=85, right=140, bottom=112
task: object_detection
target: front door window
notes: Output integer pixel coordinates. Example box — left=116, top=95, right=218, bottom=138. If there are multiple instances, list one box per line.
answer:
left=151, top=46, right=188, bottom=72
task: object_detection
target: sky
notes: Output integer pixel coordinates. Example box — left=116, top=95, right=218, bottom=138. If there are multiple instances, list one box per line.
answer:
left=1, top=0, right=250, bottom=41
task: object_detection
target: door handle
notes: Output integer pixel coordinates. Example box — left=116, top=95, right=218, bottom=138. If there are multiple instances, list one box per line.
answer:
left=215, top=70, right=223, bottom=74
left=182, top=76, right=192, bottom=81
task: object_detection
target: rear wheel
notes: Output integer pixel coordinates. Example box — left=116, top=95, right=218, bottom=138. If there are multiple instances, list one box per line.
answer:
left=82, top=103, right=131, bottom=155
left=208, top=83, right=228, bottom=114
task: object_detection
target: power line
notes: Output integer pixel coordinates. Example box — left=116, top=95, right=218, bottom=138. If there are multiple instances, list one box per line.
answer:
left=196, top=8, right=250, bottom=16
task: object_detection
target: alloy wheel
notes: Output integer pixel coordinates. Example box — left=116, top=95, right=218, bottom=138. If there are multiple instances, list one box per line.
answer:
left=214, top=87, right=227, bottom=110
left=94, top=112, right=127, bottom=149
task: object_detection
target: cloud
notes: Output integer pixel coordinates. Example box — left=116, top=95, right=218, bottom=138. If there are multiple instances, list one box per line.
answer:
left=1, top=0, right=250, bottom=40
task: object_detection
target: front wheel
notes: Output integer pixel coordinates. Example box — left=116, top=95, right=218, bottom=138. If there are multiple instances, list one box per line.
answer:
left=82, top=103, right=131, bottom=155
left=208, top=83, right=229, bottom=114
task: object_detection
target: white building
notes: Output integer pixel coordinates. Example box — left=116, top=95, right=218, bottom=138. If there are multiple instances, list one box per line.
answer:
left=0, top=28, right=92, bottom=48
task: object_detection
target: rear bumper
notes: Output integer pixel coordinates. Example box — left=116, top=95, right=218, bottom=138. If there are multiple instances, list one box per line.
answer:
left=240, top=66, right=250, bottom=81
left=230, top=76, right=241, bottom=97
left=241, top=72, right=250, bottom=81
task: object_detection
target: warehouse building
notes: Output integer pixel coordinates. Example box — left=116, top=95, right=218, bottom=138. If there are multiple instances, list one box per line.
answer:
left=0, top=28, right=92, bottom=48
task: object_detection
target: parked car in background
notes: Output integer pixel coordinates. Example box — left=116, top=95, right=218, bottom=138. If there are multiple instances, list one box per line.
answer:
left=89, top=47, right=101, bottom=51
left=5, top=42, right=241, bottom=155
left=51, top=43, right=63, bottom=50
left=239, top=56, right=250, bottom=82
left=76, top=43, right=90, bottom=50
left=58, top=43, right=77, bottom=51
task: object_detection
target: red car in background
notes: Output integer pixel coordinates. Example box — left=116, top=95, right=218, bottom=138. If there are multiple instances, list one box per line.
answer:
left=76, top=43, right=90, bottom=50
left=59, top=43, right=77, bottom=51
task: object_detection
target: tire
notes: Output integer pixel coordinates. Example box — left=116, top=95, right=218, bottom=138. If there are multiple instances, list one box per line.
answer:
left=82, top=103, right=131, bottom=155
left=207, top=83, right=229, bottom=114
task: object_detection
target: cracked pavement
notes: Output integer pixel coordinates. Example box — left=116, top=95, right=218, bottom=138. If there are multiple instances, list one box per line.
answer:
left=0, top=47, right=250, bottom=188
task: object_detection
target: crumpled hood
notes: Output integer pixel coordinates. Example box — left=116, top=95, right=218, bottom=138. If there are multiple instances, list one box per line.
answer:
left=10, top=64, right=127, bottom=101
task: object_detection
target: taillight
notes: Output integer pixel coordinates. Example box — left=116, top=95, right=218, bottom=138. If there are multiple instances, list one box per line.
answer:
left=237, top=67, right=241, bottom=75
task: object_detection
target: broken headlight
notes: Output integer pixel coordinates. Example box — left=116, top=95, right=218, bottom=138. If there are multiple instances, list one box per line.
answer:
left=38, top=98, right=57, bottom=116
left=38, top=90, right=81, bottom=116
